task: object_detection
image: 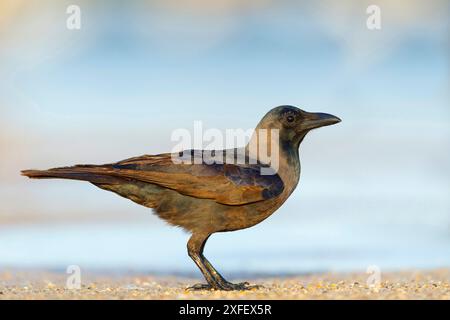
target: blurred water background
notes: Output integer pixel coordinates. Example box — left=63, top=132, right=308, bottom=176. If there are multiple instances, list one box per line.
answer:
left=0, top=0, right=449, bottom=275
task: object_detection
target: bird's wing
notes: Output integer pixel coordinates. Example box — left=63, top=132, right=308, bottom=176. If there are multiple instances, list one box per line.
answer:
left=97, top=151, right=285, bottom=206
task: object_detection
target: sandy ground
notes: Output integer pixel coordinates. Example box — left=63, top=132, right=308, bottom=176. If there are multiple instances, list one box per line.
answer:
left=0, top=269, right=449, bottom=300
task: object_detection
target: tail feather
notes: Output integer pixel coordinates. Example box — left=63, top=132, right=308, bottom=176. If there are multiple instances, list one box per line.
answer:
left=21, top=166, right=125, bottom=184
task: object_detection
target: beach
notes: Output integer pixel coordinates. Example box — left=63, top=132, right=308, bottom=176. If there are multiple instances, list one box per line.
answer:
left=0, top=269, right=448, bottom=300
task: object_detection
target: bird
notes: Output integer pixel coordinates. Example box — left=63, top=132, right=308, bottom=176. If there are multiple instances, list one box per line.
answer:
left=21, top=105, right=341, bottom=291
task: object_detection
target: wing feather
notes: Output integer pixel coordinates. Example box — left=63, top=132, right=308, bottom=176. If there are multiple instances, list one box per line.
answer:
left=42, top=151, right=284, bottom=206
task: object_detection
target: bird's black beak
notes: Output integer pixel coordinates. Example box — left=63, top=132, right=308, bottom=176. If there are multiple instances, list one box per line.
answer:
left=302, top=112, right=341, bottom=130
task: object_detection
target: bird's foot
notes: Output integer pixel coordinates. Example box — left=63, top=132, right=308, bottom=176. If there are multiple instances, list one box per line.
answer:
left=186, top=283, right=213, bottom=291
left=186, top=281, right=263, bottom=291
left=219, top=281, right=263, bottom=291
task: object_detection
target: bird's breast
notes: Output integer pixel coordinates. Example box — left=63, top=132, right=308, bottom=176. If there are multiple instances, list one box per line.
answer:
left=237, top=156, right=301, bottom=230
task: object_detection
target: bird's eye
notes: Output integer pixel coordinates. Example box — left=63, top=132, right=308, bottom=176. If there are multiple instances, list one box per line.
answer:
left=279, top=109, right=299, bottom=128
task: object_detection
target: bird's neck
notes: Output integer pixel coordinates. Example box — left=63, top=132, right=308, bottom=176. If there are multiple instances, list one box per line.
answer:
left=277, top=141, right=301, bottom=194
left=245, top=130, right=301, bottom=191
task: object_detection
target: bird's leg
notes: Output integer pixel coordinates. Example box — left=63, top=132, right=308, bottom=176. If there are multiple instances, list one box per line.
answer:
left=186, top=233, right=221, bottom=290
left=186, top=233, right=261, bottom=291
left=202, top=257, right=263, bottom=291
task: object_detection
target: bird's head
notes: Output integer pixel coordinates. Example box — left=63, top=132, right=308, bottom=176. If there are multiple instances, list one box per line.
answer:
left=255, top=105, right=341, bottom=148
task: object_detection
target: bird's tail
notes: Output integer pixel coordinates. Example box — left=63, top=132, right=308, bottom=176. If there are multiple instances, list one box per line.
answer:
left=21, top=165, right=123, bottom=184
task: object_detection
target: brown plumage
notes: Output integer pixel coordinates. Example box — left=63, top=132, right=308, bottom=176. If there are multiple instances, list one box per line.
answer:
left=22, top=105, right=340, bottom=290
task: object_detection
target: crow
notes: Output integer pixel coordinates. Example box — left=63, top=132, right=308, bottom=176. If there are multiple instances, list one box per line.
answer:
left=22, top=105, right=341, bottom=290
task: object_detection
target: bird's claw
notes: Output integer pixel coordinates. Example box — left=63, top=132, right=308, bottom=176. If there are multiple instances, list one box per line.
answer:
left=186, top=283, right=213, bottom=291
left=224, top=282, right=263, bottom=291
left=186, top=281, right=263, bottom=291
